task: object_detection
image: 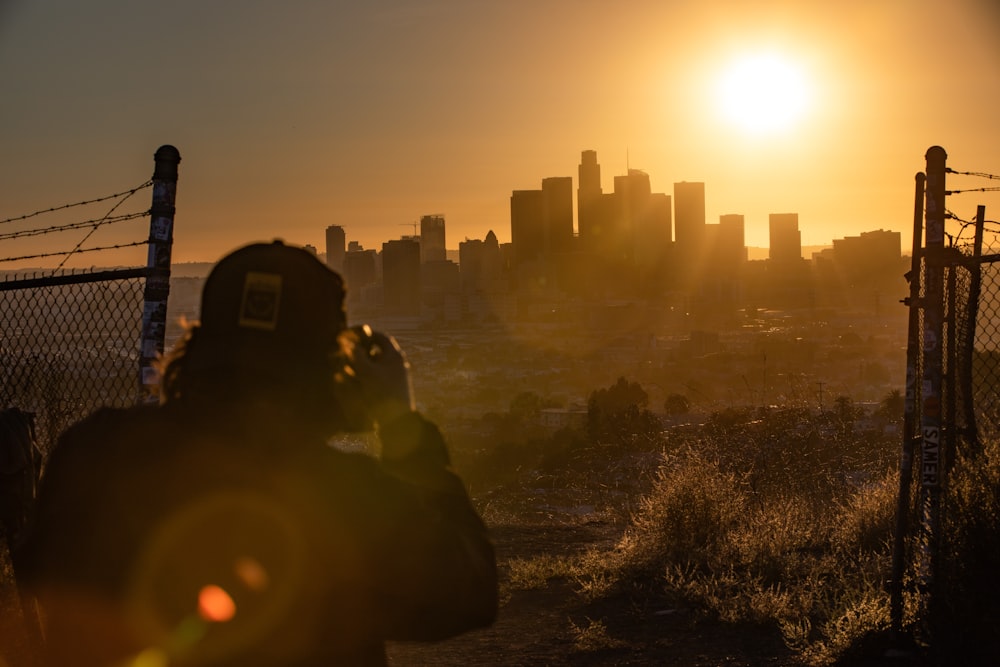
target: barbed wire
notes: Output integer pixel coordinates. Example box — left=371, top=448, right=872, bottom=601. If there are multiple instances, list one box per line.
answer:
left=0, top=211, right=149, bottom=242
left=946, top=210, right=1000, bottom=227
left=51, top=182, right=149, bottom=273
left=946, top=187, right=1000, bottom=195
left=946, top=168, right=1000, bottom=180
left=0, top=240, right=149, bottom=265
left=946, top=209, right=1000, bottom=245
left=0, top=180, right=153, bottom=226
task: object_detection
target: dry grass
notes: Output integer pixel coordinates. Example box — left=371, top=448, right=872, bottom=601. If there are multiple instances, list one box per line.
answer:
left=502, top=422, right=922, bottom=666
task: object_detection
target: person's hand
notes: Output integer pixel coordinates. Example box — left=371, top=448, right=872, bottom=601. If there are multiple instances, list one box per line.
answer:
left=339, top=325, right=414, bottom=426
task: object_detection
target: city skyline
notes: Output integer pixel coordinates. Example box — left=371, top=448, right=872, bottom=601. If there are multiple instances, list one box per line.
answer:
left=2, top=1, right=999, bottom=267
left=325, top=150, right=890, bottom=262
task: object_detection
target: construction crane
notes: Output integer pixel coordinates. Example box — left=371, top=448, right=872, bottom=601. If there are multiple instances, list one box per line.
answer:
left=399, top=222, right=418, bottom=237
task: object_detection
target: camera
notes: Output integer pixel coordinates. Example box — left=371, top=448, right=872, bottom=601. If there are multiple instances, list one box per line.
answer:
left=329, top=324, right=381, bottom=432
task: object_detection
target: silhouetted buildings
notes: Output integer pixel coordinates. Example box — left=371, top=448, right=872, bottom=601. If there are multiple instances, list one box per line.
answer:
left=421, top=259, right=461, bottom=322
left=768, top=213, right=802, bottom=264
left=510, top=190, right=545, bottom=267
left=316, top=148, right=905, bottom=329
left=382, top=238, right=421, bottom=319
left=577, top=150, right=602, bottom=248
left=342, top=242, right=378, bottom=317
left=325, top=225, right=346, bottom=273
left=814, top=229, right=905, bottom=312
left=420, top=214, right=447, bottom=263
left=674, top=181, right=706, bottom=255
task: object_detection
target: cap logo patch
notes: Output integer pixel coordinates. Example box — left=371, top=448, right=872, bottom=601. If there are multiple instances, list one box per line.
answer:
left=239, top=272, right=282, bottom=331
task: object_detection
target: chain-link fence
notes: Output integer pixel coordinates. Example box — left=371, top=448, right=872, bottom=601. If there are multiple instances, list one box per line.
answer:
left=890, top=150, right=1000, bottom=654
left=968, top=252, right=1000, bottom=444
left=0, top=270, right=148, bottom=451
left=0, top=146, right=180, bottom=453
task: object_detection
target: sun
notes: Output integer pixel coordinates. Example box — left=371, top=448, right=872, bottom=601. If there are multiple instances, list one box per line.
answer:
left=714, top=53, right=811, bottom=135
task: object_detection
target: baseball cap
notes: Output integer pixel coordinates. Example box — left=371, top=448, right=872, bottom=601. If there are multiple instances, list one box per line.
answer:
left=197, top=240, right=347, bottom=359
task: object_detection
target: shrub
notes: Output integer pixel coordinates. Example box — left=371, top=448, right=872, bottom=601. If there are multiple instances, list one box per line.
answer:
left=573, top=427, right=903, bottom=666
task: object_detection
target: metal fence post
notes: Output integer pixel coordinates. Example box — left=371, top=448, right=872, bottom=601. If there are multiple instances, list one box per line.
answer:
left=962, top=205, right=986, bottom=456
left=920, top=145, right=947, bottom=640
left=139, top=145, right=180, bottom=403
left=890, top=171, right=926, bottom=639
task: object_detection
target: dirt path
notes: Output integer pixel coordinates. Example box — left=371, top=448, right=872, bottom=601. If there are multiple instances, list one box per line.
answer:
left=387, top=518, right=801, bottom=666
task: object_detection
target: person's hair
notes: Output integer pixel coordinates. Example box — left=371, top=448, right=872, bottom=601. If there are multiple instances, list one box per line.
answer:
left=156, top=320, right=351, bottom=437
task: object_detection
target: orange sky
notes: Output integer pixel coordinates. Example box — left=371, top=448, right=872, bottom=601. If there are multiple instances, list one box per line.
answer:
left=1, top=0, right=999, bottom=268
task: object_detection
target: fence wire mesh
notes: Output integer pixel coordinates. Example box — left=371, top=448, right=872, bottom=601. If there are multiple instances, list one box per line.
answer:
left=968, top=252, right=1000, bottom=445
left=0, top=273, right=147, bottom=452
left=897, top=234, right=1000, bottom=643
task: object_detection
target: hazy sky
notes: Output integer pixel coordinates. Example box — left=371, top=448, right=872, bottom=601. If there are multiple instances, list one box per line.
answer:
left=2, top=0, right=999, bottom=267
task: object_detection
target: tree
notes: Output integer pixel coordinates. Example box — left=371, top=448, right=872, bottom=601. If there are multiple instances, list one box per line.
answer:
left=833, top=395, right=853, bottom=419
left=833, top=395, right=858, bottom=436
left=663, top=394, right=691, bottom=416
left=587, top=377, right=659, bottom=445
left=875, top=389, right=904, bottom=424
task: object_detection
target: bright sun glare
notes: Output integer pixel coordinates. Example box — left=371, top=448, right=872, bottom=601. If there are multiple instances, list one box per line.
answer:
left=714, top=53, right=811, bottom=135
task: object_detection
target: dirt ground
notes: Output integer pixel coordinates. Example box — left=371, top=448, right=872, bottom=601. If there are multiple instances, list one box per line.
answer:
left=386, top=483, right=933, bottom=667
left=386, top=509, right=802, bottom=666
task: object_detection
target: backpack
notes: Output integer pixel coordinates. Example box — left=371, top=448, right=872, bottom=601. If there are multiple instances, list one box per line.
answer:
left=0, top=407, right=45, bottom=665
left=0, top=407, right=43, bottom=556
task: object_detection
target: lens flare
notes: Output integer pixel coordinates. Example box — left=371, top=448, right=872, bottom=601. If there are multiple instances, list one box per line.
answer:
left=197, top=585, right=237, bottom=623
left=234, top=556, right=270, bottom=592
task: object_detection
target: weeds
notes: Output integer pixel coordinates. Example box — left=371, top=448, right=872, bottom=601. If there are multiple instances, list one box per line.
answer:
left=506, top=554, right=576, bottom=591
left=552, top=413, right=906, bottom=666
left=569, top=618, right=627, bottom=652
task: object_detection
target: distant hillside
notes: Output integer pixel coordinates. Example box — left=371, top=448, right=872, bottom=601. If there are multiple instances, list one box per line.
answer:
left=170, top=262, right=215, bottom=278
left=747, top=245, right=832, bottom=261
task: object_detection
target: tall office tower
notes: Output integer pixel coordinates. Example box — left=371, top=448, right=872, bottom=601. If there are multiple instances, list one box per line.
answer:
left=633, top=191, right=672, bottom=272
left=421, top=258, right=461, bottom=321
left=611, top=169, right=652, bottom=262
left=649, top=193, right=673, bottom=245
left=381, top=238, right=421, bottom=317
left=577, top=150, right=603, bottom=245
left=343, top=248, right=377, bottom=293
left=459, top=238, right=484, bottom=293
left=673, top=181, right=706, bottom=252
left=458, top=232, right=504, bottom=294
left=325, top=225, right=346, bottom=272
left=541, top=176, right=574, bottom=254
left=420, top=214, right=447, bottom=263
left=718, top=214, right=748, bottom=263
left=769, top=213, right=802, bottom=263
left=510, top=189, right=545, bottom=265
left=482, top=229, right=503, bottom=281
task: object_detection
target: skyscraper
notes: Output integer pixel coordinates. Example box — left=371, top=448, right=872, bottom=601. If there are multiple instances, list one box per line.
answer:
left=613, top=169, right=652, bottom=262
left=541, top=176, right=573, bottom=254
left=420, top=214, right=446, bottom=263
left=633, top=191, right=672, bottom=272
left=325, top=224, right=346, bottom=272
left=577, top=150, right=602, bottom=246
left=718, top=214, right=747, bottom=264
left=769, top=213, right=802, bottom=263
left=343, top=247, right=377, bottom=291
left=459, top=230, right=504, bottom=294
left=510, top=189, right=545, bottom=265
left=381, top=238, right=421, bottom=317
left=673, top=181, right=706, bottom=253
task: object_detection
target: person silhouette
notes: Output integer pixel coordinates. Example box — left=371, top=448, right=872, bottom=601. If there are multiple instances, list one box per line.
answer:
left=21, top=240, right=497, bottom=666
